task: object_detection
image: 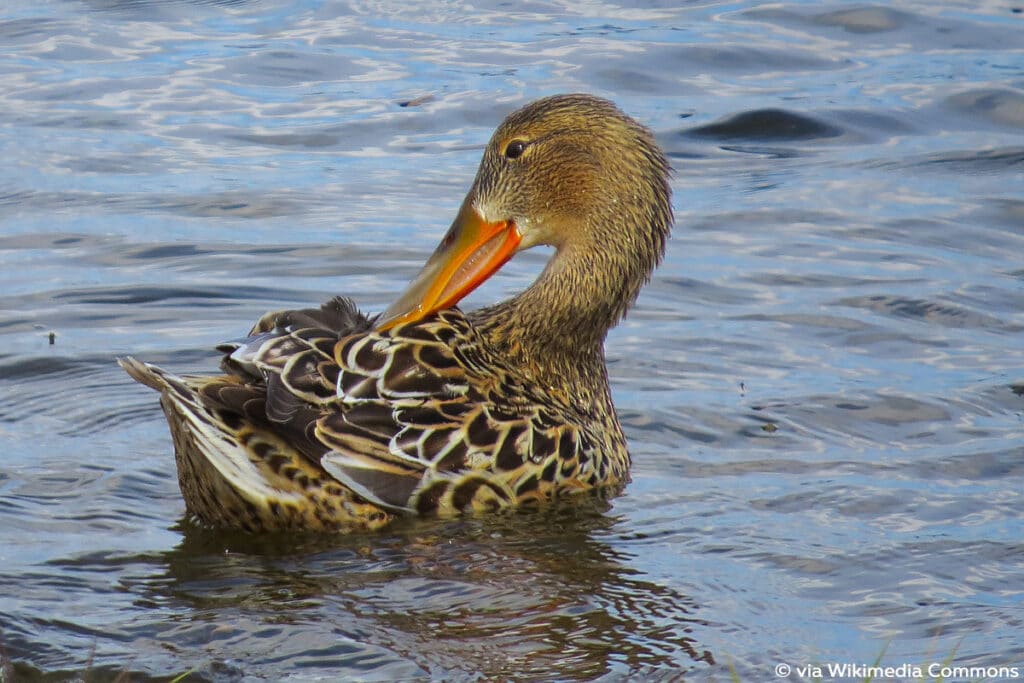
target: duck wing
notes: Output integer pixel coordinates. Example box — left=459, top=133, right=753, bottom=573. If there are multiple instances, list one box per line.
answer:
left=223, top=303, right=591, bottom=516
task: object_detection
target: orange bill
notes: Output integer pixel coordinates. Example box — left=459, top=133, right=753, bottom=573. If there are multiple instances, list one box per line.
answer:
left=375, top=199, right=522, bottom=330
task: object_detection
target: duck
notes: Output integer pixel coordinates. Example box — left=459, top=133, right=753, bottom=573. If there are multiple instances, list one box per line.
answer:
left=120, top=93, right=673, bottom=533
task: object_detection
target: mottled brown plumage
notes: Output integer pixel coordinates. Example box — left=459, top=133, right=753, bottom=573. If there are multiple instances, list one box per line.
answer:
left=120, top=94, right=673, bottom=533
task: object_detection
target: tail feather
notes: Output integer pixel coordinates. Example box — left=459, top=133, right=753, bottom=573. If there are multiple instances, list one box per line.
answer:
left=118, top=356, right=168, bottom=392
left=119, top=356, right=391, bottom=532
left=120, top=357, right=302, bottom=504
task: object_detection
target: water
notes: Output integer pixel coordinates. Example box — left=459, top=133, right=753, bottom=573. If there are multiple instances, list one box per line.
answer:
left=1, top=1, right=1022, bottom=680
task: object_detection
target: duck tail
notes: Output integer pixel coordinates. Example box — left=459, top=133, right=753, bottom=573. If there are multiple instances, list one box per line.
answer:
left=118, top=356, right=171, bottom=392
left=117, top=356, right=391, bottom=532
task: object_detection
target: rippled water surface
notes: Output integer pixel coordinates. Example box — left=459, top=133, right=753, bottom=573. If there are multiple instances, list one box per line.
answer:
left=2, top=1, right=1023, bottom=680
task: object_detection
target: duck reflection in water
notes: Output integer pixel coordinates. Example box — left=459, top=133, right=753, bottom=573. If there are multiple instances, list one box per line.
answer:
left=156, top=504, right=712, bottom=679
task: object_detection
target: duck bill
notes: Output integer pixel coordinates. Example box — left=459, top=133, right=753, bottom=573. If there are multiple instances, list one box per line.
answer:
left=376, top=200, right=521, bottom=330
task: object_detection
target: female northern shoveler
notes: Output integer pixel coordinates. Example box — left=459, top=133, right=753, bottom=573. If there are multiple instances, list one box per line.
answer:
left=121, top=94, right=673, bottom=533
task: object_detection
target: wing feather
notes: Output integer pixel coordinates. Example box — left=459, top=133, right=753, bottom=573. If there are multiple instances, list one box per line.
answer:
left=153, top=301, right=602, bottom=517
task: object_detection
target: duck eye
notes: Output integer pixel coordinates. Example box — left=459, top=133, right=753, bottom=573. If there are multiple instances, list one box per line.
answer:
left=504, top=139, right=528, bottom=160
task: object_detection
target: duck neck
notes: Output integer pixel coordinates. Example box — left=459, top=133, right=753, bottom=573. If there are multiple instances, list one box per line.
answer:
left=473, top=229, right=645, bottom=393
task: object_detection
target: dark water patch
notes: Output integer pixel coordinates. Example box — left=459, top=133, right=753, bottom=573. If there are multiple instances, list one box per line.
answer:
left=825, top=326, right=952, bottom=358
left=0, top=352, right=173, bottom=435
left=965, top=382, right=1024, bottom=417
left=811, top=6, right=913, bottom=33
left=906, top=448, right=1024, bottom=482
left=748, top=483, right=988, bottom=529
left=740, top=271, right=911, bottom=290
left=0, top=188, right=313, bottom=219
left=0, top=17, right=65, bottom=44
left=812, top=539, right=1024, bottom=632
left=884, top=147, right=1024, bottom=174
left=658, top=275, right=754, bottom=306
left=630, top=402, right=810, bottom=453
left=226, top=102, right=494, bottom=154
left=398, top=94, right=436, bottom=108
left=3, top=652, right=170, bottom=683
left=589, top=67, right=678, bottom=95
left=143, top=192, right=315, bottom=219
left=543, top=23, right=647, bottom=39
left=827, top=108, right=919, bottom=141
left=716, top=144, right=807, bottom=159
left=748, top=4, right=1024, bottom=50
left=53, top=284, right=253, bottom=306
left=30, top=114, right=134, bottom=130
left=989, top=199, right=1024, bottom=230
left=613, top=42, right=851, bottom=78
left=53, top=236, right=85, bottom=246
left=653, top=453, right=878, bottom=481
left=623, top=409, right=730, bottom=447
left=99, top=241, right=427, bottom=282
left=232, top=128, right=345, bottom=149
left=217, top=49, right=371, bottom=87
left=841, top=215, right=1024, bottom=261
left=658, top=143, right=706, bottom=162
left=19, top=76, right=167, bottom=106
left=0, top=354, right=101, bottom=382
left=0, top=231, right=423, bottom=278
left=946, top=283, right=1024, bottom=328
left=945, top=89, right=1024, bottom=130
left=62, top=401, right=162, bottom=437
left=744, top=392, right=958, bottom=450
left=86, top=0, right=254, bottom=11
left=0, top=318, right=37, bottom=334
left=0, top=469, right=111, bottom=515
left=732, top=311, right=873, bottom=336
left=836, top=294, right=1015, bottom=331
left=685, top=109, right=844, bottom=142
left=125, top=243, right=210, bottom=260
left=688, top=207, right=851, bottom=234
left=59, top=152, right=169, bottom=175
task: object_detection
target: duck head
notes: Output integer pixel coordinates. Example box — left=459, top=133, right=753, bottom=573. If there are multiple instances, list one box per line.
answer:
left=376, top=93, right=672, bottom=332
